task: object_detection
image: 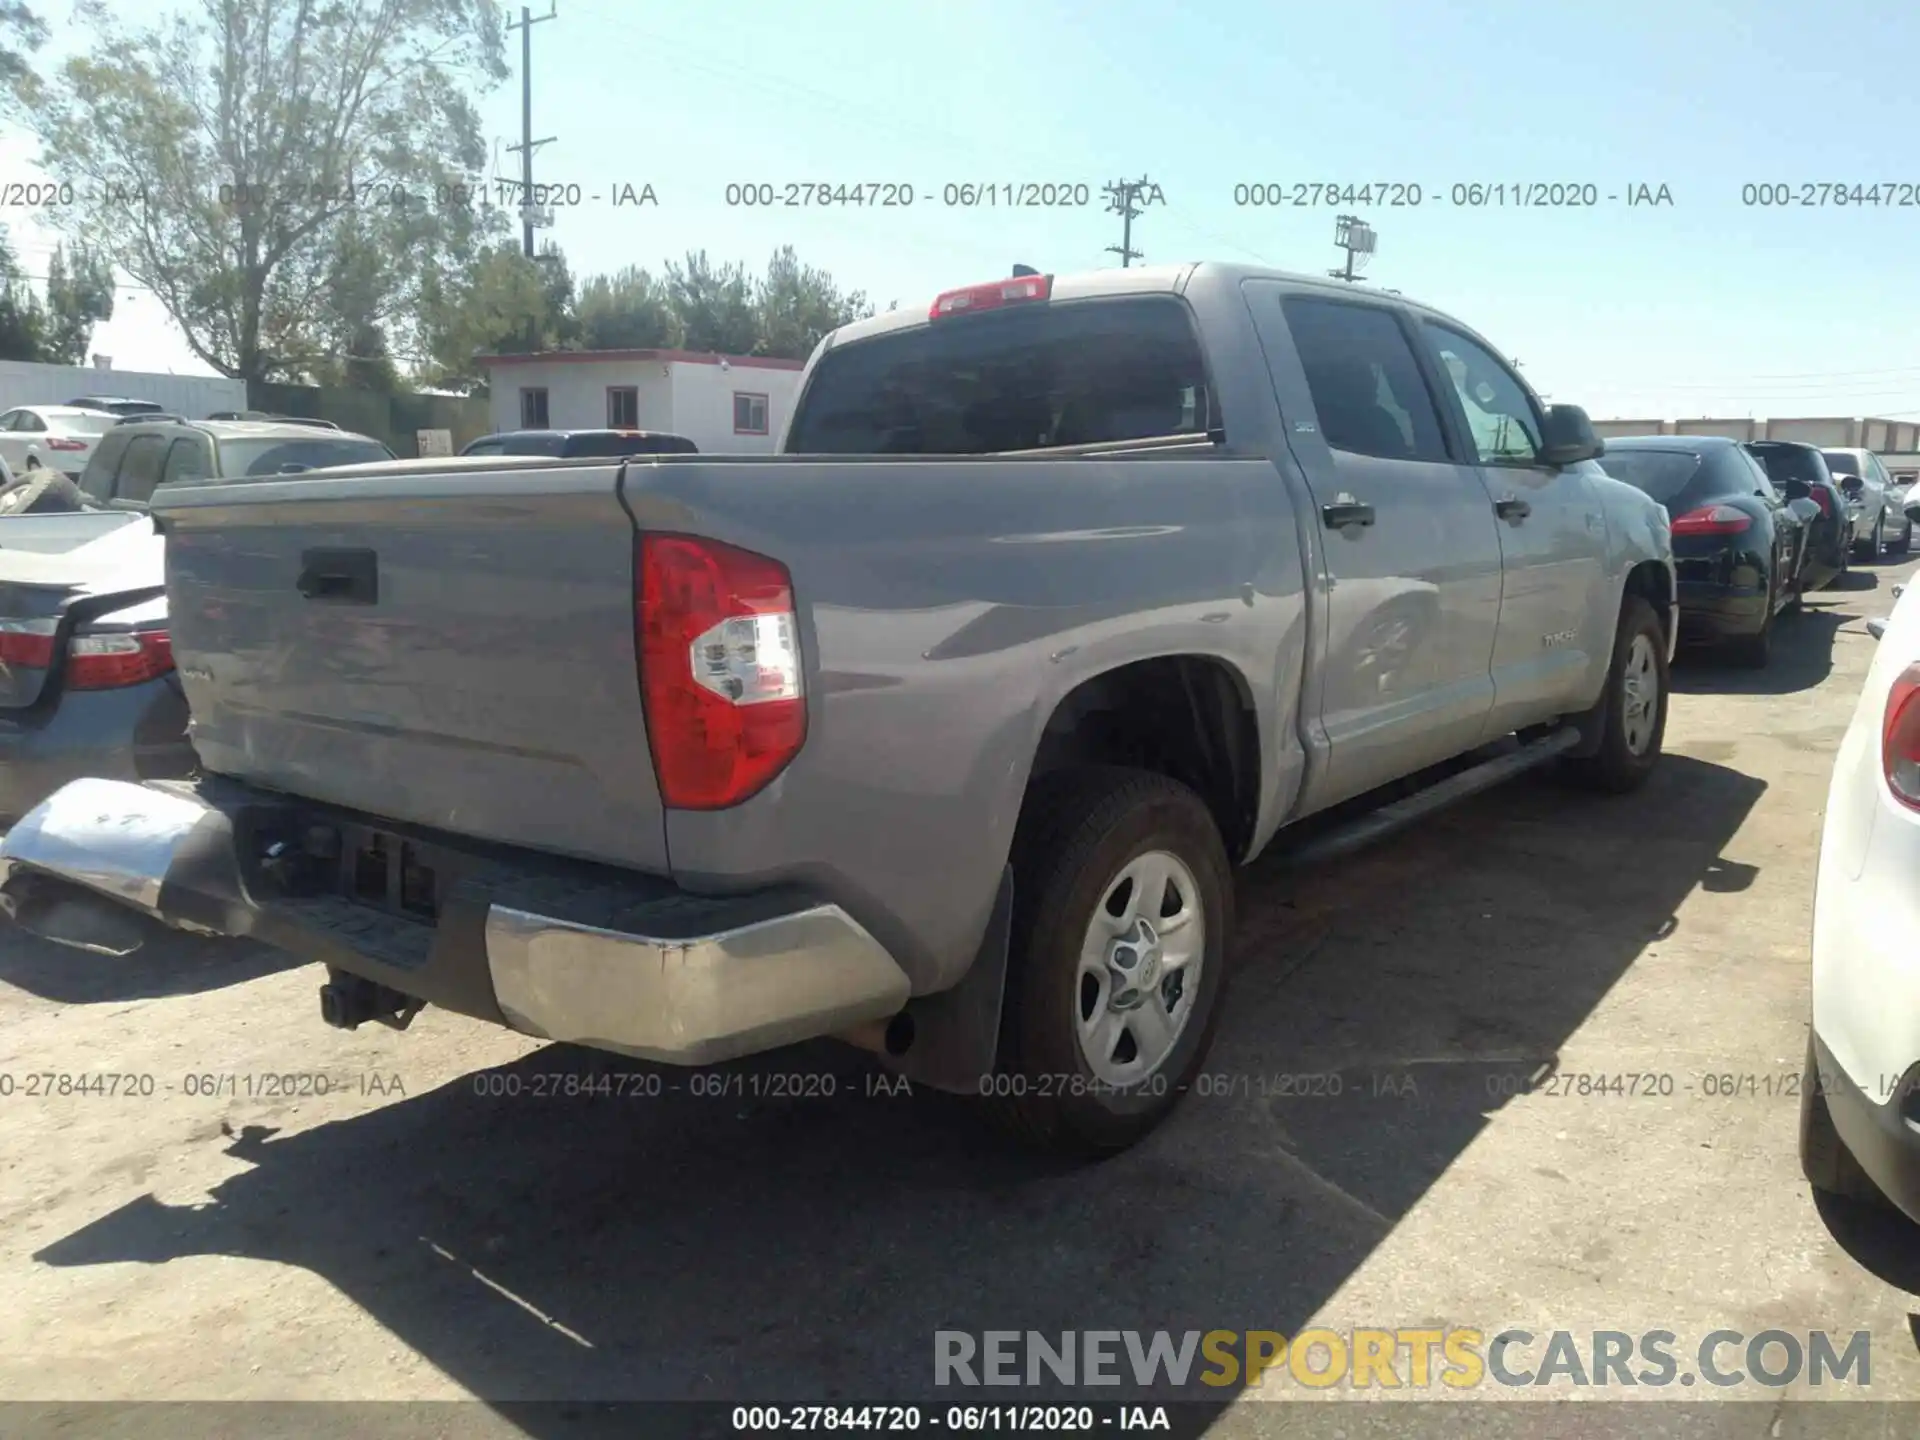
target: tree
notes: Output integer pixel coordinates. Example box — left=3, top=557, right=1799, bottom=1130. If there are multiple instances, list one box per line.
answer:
left=0, top=231, right=43, bottom=361
left=576, top=265, right=680, bottom=350
left=40, top=243, right=116, bottom=366
left=752, top=245, right=870, bottom=360
left=0, top=1, right=46, bottom=114
left=663, top=249, right=757, bottom=356
left=417, top=240, right=575, bottom=392
left=29, top=0, right=509, bottom=384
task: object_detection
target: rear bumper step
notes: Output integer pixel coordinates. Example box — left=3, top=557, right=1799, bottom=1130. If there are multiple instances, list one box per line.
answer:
left=0, top=777, right=912, bottom=1065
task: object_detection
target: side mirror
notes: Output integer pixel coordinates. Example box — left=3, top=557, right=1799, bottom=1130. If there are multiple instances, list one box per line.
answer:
left=1868, top=617, right=1889, bottom=640
left=1839, top=475, right=1864, bottom=495
left=1787, top=498, right=1822, bottom=524
left=1539, top=403, right=1604, bottom=466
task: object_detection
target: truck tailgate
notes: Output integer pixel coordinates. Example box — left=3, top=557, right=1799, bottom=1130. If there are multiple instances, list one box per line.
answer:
left=151, top=462, right=670, bottom=873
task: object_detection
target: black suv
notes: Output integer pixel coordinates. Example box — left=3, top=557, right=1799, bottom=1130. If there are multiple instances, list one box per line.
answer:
left=459, top=428, right=699, bottom=458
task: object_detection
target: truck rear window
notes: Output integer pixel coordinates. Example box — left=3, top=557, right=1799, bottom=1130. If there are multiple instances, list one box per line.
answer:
left=784, top=296, right=1216, bottom=455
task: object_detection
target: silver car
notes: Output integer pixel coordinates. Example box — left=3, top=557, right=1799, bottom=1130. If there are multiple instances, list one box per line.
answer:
left=1823, top=446, right=1908, bottom=558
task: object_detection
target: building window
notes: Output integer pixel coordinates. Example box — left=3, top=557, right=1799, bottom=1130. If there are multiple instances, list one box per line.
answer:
left=733, top=391, right=769, bottom=436
left=607, top=386, right=638, bottom=429
left=520, top=387, right=549, bottom=428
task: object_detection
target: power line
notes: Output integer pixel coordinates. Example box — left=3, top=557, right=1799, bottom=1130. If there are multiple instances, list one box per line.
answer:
left=504, top=3, right=558, bottom=259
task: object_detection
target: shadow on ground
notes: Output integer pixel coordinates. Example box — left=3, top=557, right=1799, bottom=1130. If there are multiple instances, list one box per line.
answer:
left=1673, top=589, right=1868, bottom=697
left=27, top=752, right=1765, bottom=1425
left=0, top=925, right=298, bottom=1004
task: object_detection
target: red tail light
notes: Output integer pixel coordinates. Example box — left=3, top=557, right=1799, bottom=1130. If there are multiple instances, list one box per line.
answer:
left=637, top=535, right=806, bottom=809
left=46, top=437, right=89, bottom=452
left=1885, top=665, right=1920, bottom=811
left=929, top=273, right=1052, bottom=319
left=1670, top=504, right=1753, bottom=535
left=68, top=630, right=173, bottom=689
left=0, top=620, right=172, bottom=689
left=0, top=621, right=55, bottom=669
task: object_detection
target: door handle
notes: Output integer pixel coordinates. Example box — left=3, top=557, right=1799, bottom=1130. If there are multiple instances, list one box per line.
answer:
left=1495, top=496, right=1531, bottom=522
left=298, top=547, right=378, bottom=604
left=1321, top=499, right=1375, bottom=529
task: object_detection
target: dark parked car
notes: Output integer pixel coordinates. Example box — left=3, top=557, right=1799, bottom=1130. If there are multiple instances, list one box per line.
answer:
left=0, top=420, right=396, bottom=819
left=458, top=428, right=699, bottom=458
left=0, top=520, right=190, bottom=821
left=66, top=396, right=165, bottom=417
left=1601, top=435, right=1816, bottom=666
left=1745, top=441, right=1855, bottom=592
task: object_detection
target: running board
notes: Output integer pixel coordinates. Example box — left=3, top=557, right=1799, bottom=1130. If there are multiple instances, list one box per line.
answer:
left=1278, top=726, right=1583, bottom=871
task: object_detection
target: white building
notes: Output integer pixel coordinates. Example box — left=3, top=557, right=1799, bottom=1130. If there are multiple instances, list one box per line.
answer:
left=475, top=348, right=807, bottom=453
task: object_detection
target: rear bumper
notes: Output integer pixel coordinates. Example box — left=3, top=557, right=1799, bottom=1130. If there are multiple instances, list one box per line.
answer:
left=1812, top=1033, right=1920, bottom=1223
left=1675, top=580, right=1766, bottom=639
left=0, top=776, right=912, bottom=1065
left=0, top=678, right=195, bottom=823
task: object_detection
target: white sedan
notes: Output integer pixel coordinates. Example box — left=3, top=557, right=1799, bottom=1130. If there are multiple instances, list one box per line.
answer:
left=1804, top=576, right=1920, bottom=1215
left=0, top=405, right=117, bottom=480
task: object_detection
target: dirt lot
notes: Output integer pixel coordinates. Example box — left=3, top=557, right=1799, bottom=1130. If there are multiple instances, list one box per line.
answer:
left=2, top=562, right=1917, bottom=1436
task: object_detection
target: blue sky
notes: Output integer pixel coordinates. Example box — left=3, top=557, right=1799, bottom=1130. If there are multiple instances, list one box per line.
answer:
left=6, top=0, right=1919, bottom=420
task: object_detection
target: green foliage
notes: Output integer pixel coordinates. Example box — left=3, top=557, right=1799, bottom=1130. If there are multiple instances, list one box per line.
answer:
left=418, top=240, right=577, bottom=392
left=28, top=0, right=510, bottom=383
left=0, top=230, right=43, bottom=361
left=0, top=1, right=46, bottom=113
left=41, top=243, right=115, bottom=366
left=576, top=265, right=681, bottom=350
left=752, top=245, right=869, bottom=361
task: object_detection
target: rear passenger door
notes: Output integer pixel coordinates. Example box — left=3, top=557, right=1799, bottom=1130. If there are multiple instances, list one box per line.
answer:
left=1416, top=321, right=1609, bottom=735
left=1244, top=284, right=1505, bottom=813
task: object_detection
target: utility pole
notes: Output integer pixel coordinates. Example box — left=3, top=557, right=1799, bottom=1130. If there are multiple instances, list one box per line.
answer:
left=1103, top=176, right=1153, bottom=268
left=506, top=4, right=558, bottom=259
left=1329, top=214, right=1377, bottom=283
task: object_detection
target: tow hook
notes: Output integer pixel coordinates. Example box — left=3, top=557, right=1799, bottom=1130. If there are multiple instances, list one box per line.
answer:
left=318, top=969, right=423, bottom=1031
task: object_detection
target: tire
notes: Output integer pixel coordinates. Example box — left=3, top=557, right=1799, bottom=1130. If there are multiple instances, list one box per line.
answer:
left=1563, top=594, right=1668, bottom=793
left=1728, top=587, right=1774, bottom=669
left=0, top=471, right=81, bottom=515
left=1897, top=518, right=1914, bottom=556
left=987, top=766, right=1233, bottom=1158
left=1800, top=1039, right=1891, bottom=1208
left=22, top=456, right=39, bottom=471
left=1856, top=512, right=1884, bottom=561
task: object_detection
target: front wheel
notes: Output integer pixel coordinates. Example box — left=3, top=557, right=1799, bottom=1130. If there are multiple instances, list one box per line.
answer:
left=1857, top=512, right=1885, bottom=561
left=1897, top=517, right=1914, bottom=556
left=988, top=766, right=1232, bottom=1157
left=1563, top=595, right=1668, bottom=793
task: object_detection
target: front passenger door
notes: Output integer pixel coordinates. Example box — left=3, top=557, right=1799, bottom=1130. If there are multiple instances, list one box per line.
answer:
left=1418, top=322, right=1609, bottom=736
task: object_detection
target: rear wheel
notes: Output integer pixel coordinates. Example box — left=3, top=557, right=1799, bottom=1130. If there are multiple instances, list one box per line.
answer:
left=1800, top=1039, right=1891, bottom=1208
left=1563, top=595, right=1668, bottom=793
left=988, top=766, right=1232, bottom=1158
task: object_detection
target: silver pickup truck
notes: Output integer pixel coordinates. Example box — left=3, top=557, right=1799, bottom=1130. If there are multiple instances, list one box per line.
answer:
left=0, top=262, right=1675, bottom=1155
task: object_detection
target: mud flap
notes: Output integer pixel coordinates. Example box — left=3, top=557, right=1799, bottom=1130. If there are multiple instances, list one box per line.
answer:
left=885, top=867, right=1013, bottom=1095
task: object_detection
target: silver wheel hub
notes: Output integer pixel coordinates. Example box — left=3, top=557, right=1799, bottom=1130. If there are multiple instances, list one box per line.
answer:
left=1619, top=632, right=1659, bottom=757
left=1075, top=850, right=1205, bottom=1087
